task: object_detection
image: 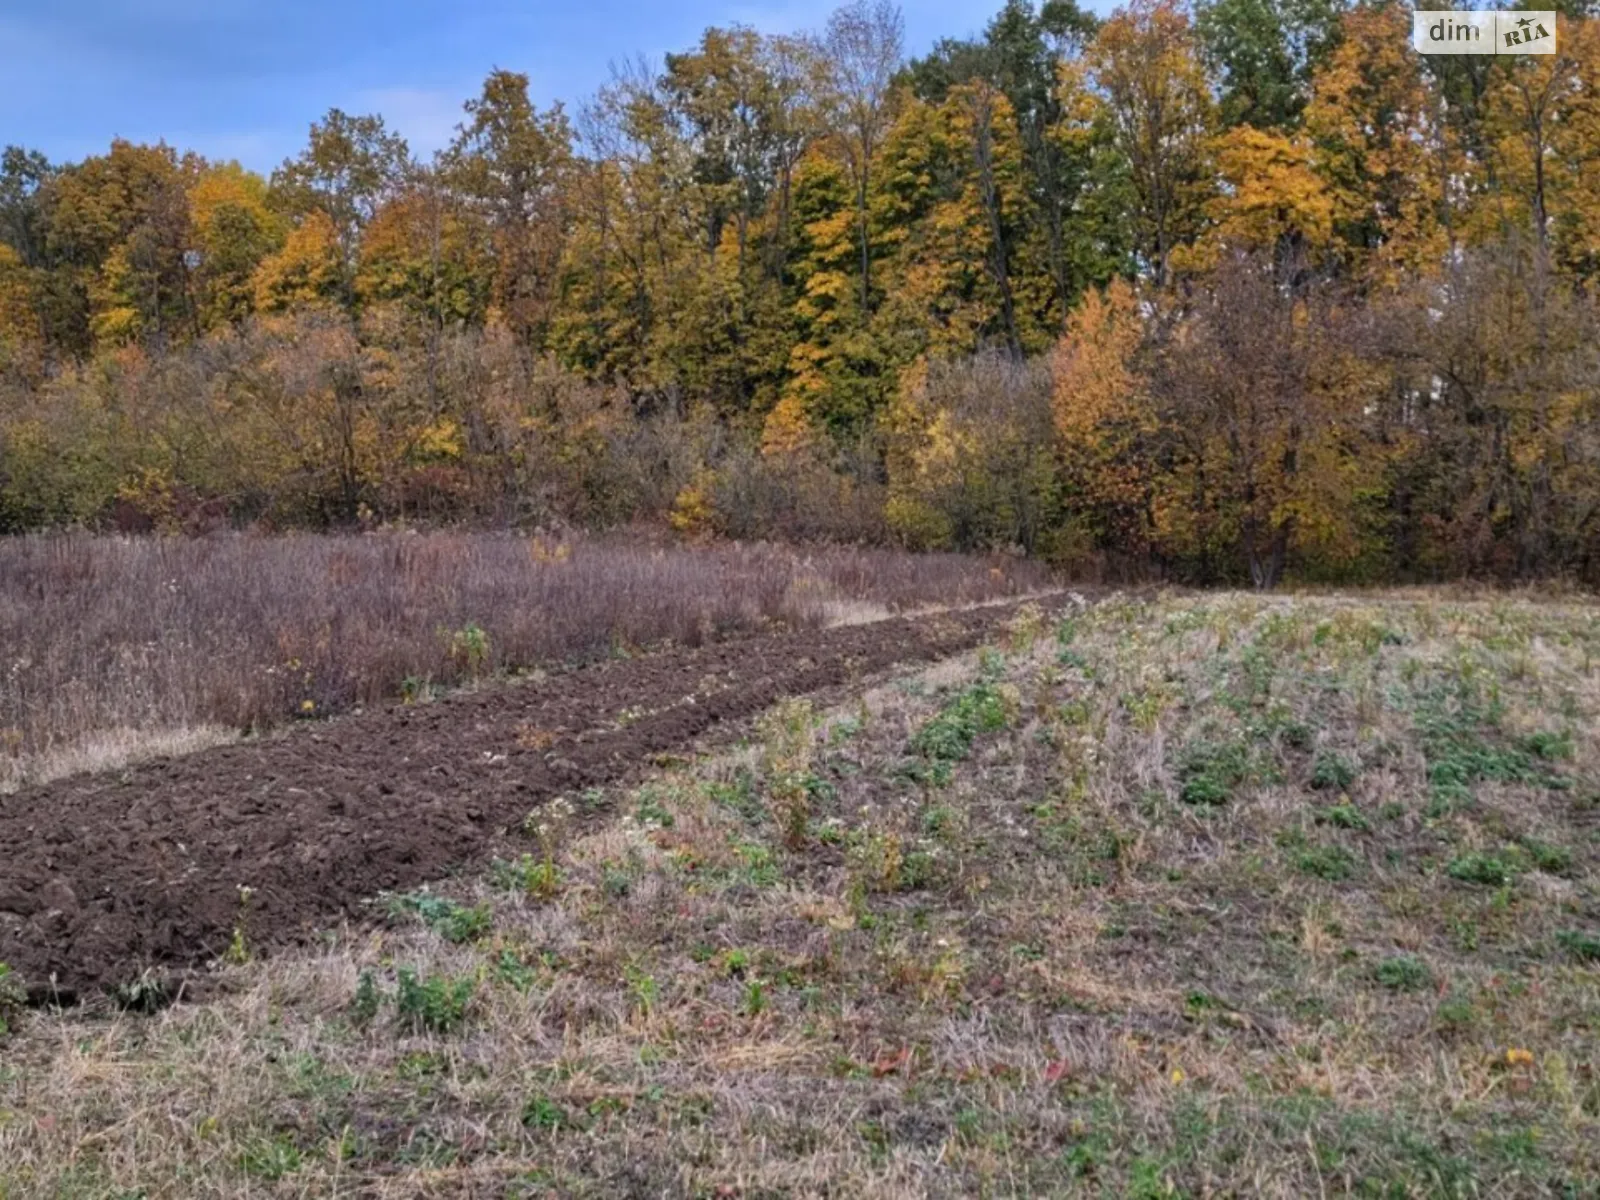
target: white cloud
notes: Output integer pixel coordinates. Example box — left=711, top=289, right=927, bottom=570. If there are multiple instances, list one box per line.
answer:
left=356, top=86, right=470, bottom=160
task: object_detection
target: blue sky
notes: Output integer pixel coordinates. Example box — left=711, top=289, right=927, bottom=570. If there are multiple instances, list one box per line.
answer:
left=0, top=0, right=1081, bottom=174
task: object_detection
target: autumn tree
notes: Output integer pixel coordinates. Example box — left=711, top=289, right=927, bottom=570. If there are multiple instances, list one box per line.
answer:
left=820, top=0, right=905, bottom=310
left=0, top=149, right=53, bottom=372
left=0, top=148, right=53, bottom=270
left=1376, top=242, right=1600, bottom=577
left=1050, top=276, right=1153, bottom=560
left=1147, top=252, right=1376, bottom=586
left=0, top=244, right=42, bottom=381
left=252, top=210, right=343, bottom=313
left=271, top=109, right=411, bottom=305
left=445, top=71, right=574, bottom=348
left=188, top=163, right=284, bottom=327
left=872, top=83, right=1040, bottom=359
left=1084, top=0, right=1216, bottom=287
left=1187, top=123, right=1334, bottom=274
left=768, top=147, right=881, bottom=445
left=652, top=29, right=812, bottom=414
left=356, top=172, right=492, bottom=329
left=902, top=0, right=1112, bottom=313
left=1303, top=4, right=1456, bottom=283
left=1477, top=16, right=1600, bottom=279
left=43, top=140, right=202, bottom=348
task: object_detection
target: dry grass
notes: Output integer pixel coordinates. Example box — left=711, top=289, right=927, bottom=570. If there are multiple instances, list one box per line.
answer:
left=0, top=532, right=1049, bottom=792
left=3, top=590, right=1598, bottom=1196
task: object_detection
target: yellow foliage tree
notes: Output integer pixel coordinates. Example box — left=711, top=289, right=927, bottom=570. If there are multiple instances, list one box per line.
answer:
left=1303, top=4, right=1456, bottom=284
left=1184, top=125, right=1335, bottom=270
left=1051, top=277, right=1153, bottom=555
left=883, top=357, right=959, bottom=548
left=1479, top=16, right=1600, bottom=278
left=251, top=211, right=343, bottom=314
left=355, top=188, right=491, bottom=326
left=1084, top=0, right=1215, bottom=287
left=188, top=163, right=284, bottom=327
left=761, top=390, right=820, bottom=459
left=669, top=464, right=720, bottom=537
left=0, top=244, right=43, bottom=379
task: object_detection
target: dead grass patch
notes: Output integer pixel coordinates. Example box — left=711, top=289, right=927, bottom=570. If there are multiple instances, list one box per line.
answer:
left=3, top=590, right=1598, bottom=1195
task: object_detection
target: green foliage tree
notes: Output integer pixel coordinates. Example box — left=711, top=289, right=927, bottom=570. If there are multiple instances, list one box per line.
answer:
left=444, top=71, right=574, bottom=348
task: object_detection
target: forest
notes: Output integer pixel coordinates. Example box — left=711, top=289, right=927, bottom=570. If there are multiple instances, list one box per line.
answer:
left=2, top=0, right=1598, bottom=586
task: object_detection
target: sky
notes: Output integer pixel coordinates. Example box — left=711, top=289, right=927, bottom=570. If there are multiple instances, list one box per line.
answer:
left=0, top=0, right=1080, bottom=175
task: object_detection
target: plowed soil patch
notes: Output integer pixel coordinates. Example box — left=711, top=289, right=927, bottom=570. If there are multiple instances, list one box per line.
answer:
left=0, top=596, right=1074, bottom=998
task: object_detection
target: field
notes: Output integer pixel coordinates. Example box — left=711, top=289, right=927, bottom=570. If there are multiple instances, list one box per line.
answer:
left=0, top=533, right=1049, bottom=793
left=2, top=588, right=1597, bottom=1196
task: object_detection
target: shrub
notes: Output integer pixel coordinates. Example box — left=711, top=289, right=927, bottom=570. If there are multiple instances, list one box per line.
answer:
left=884, top=352, right=1059, bottom=555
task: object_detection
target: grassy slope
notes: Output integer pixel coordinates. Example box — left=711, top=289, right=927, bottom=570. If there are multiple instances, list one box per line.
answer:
left=2, top=591, right=1598, bottom=1197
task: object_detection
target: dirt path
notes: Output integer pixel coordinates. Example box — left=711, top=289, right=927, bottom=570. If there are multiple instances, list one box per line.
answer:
left=0, top=596, right=1077, bottom=999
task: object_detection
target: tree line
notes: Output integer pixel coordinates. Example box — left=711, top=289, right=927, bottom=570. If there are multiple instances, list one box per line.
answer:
left=2, top=0, right=1598, bottom=585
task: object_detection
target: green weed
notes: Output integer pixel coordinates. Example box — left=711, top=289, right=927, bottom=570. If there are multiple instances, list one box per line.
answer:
left=1374, top=955, right=1430, bottom=992
left=349, top=970, right=380, bottom=1027
left=1414, top=683, right=1567, bottom=812
left=1297, top=844, right=1357, bottom=881
left=394, top=968, right=475, bottom=1034
left=1175, top=737, right=1251, bottom=806
left=1445, top=854, right=1514, bottom=886
left=1555, top=930, right=1600, bottom=961
left=759, top=698, right=817, bottom=849
left=1317, top=803, right=1370, bottom=831
left=908, top=681, right=1011, bottom=764
left=491, top=853, right=563, bottom=900
left=1521, top=840, right=1573, bottom=876
left=522, top=1095, right=573, bottom=1132
left=239, top=1134, right=303, bottom=1180
left=1310, top=751, right=1357, bottom=791
left=382, top=891, right=493, bottom=943
left=446, top=622, right=491, bottom=676
left=0, top=963, right=23, bottom=1036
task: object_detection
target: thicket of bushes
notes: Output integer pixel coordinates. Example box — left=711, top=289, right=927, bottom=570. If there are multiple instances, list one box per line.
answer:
left=4, top=1, right=1600, bottom=585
